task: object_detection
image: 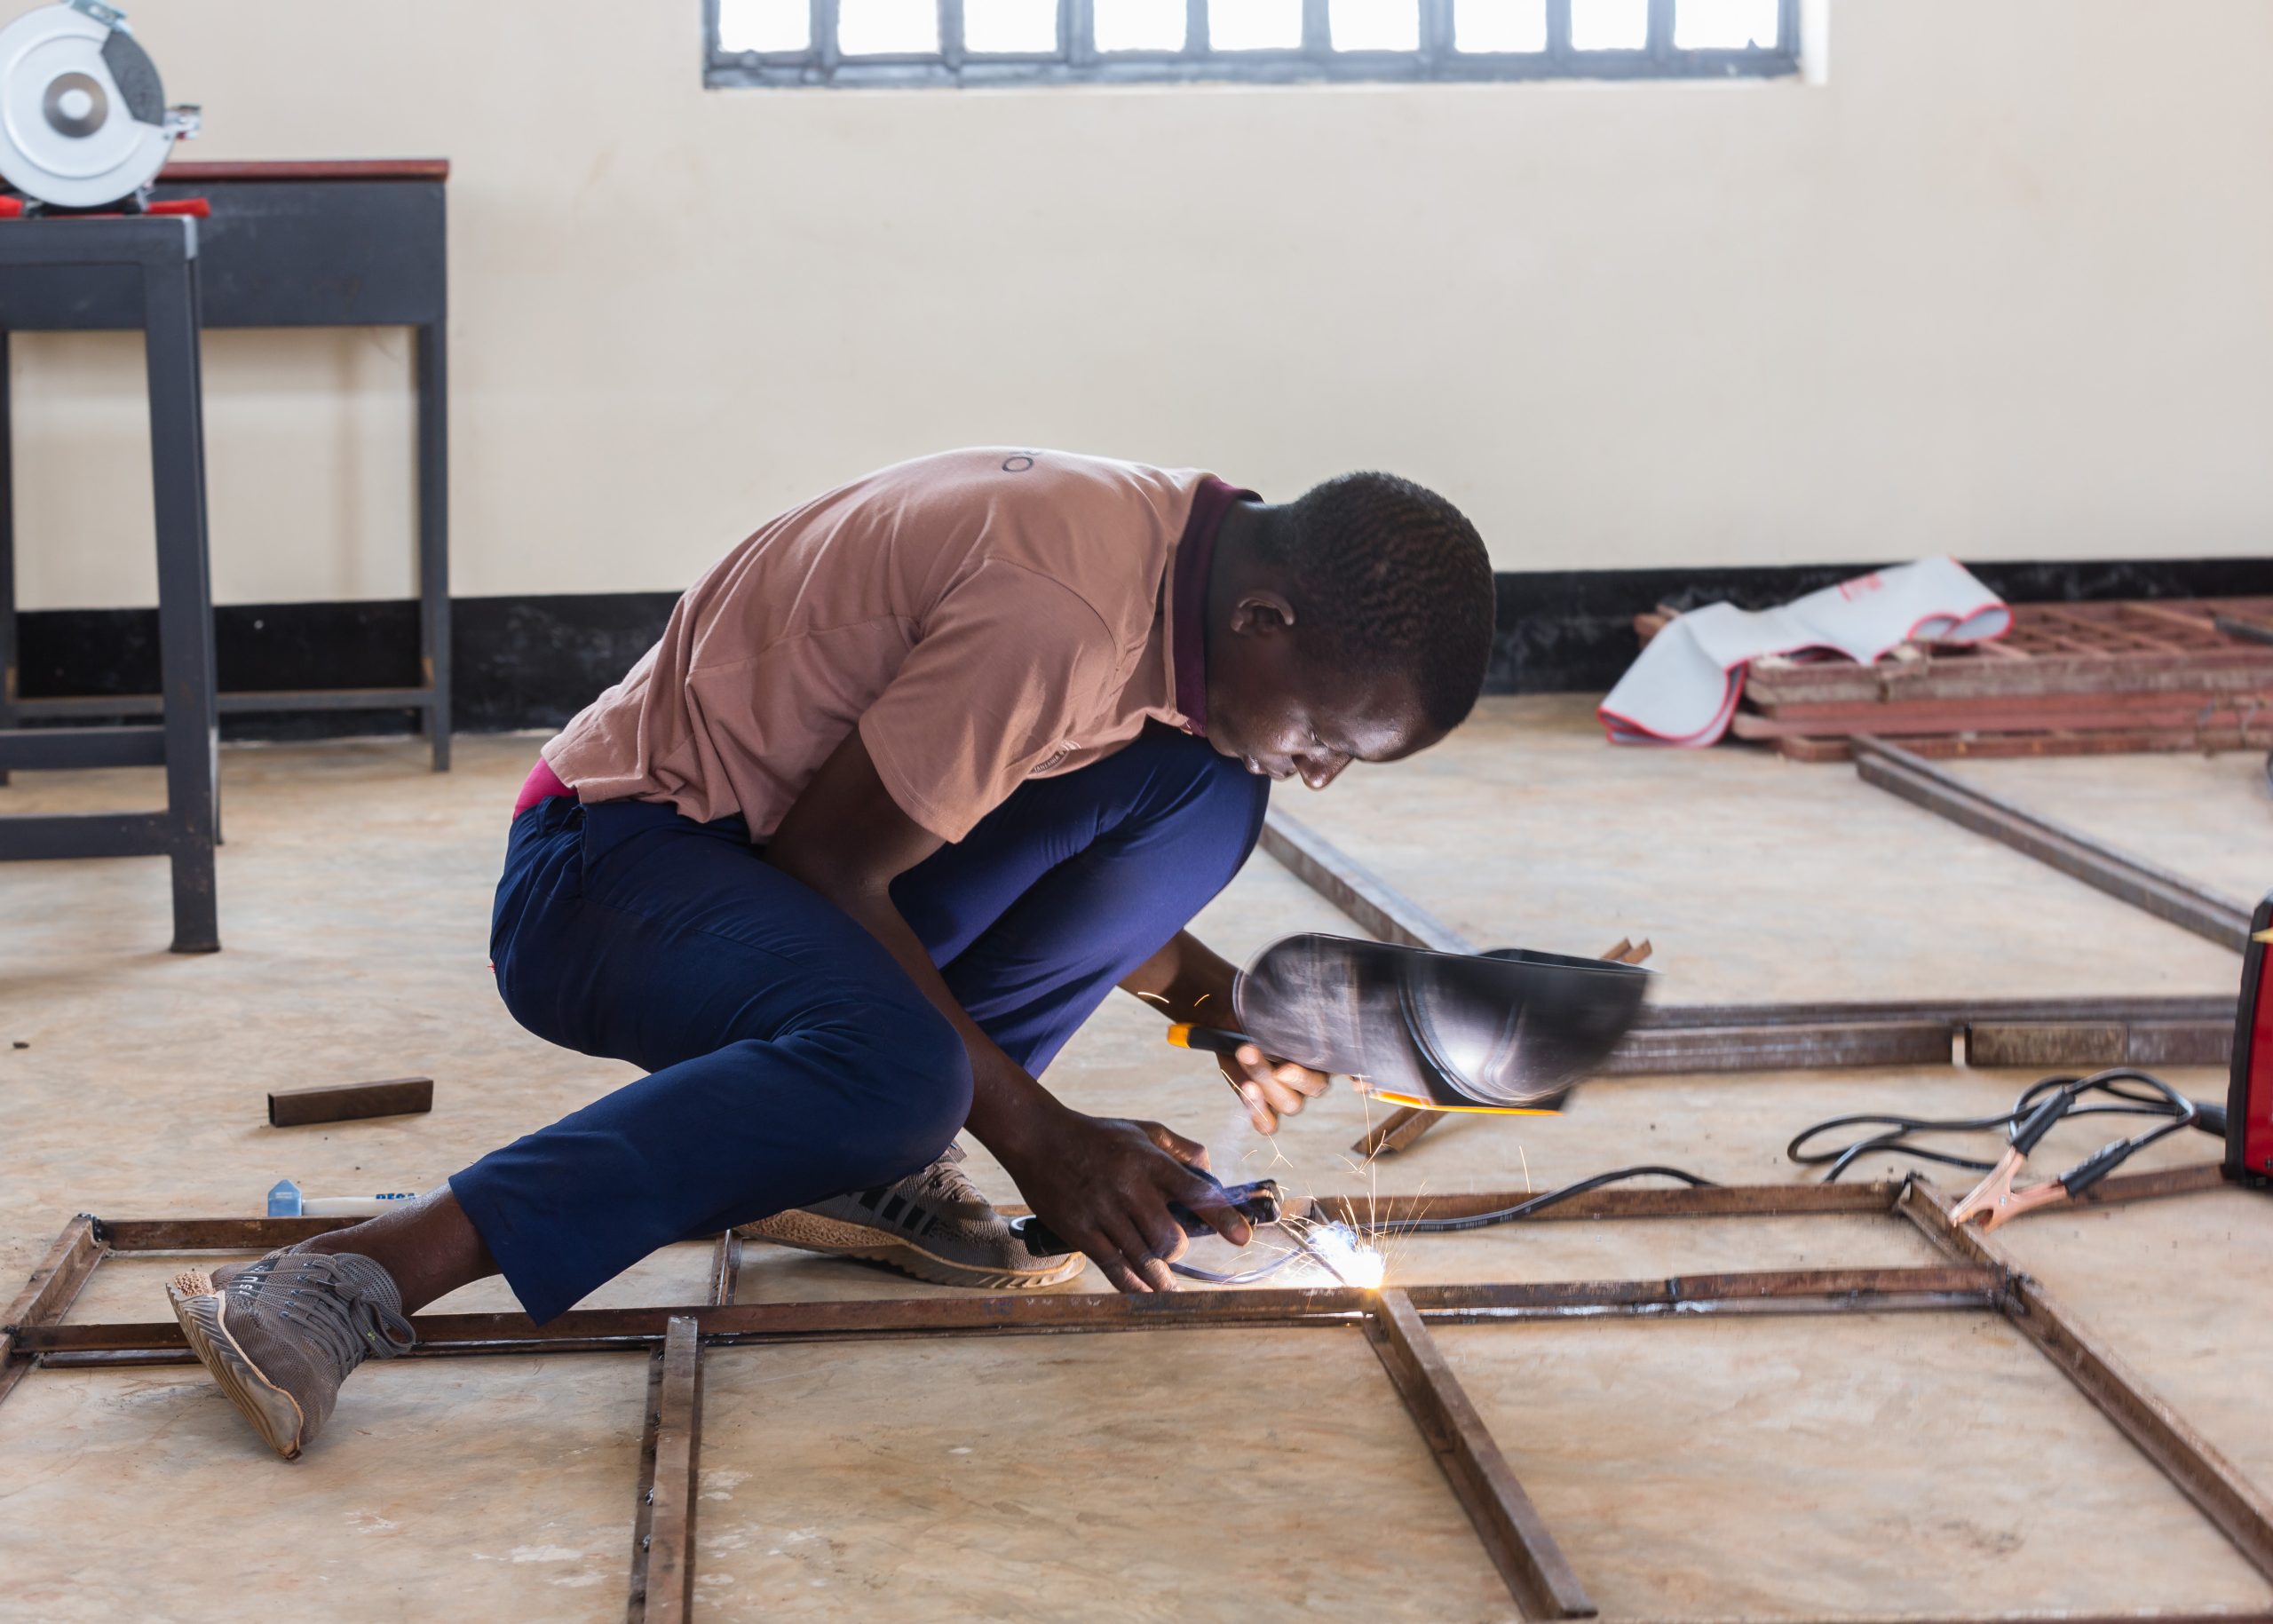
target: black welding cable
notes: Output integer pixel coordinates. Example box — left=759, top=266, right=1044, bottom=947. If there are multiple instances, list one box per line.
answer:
left=1788, top=1067, right=2215, bottom=1184
left=1366, top=1165, right=1719, bottom=1235
left=1166, top=1164, right=1722, bottom=1279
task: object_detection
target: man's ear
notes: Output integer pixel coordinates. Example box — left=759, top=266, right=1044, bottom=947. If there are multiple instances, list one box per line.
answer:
left=1227, top=589, right=1297, bottom=638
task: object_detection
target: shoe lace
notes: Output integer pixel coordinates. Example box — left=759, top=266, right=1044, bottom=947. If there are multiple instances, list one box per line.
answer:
left=230, top=1251, right=416, bottom=1378
left=902, top=1142, right=986, bottom=1209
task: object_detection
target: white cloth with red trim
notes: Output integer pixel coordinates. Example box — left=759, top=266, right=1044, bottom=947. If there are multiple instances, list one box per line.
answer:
left=1597, top=558, right=2011, bottom=748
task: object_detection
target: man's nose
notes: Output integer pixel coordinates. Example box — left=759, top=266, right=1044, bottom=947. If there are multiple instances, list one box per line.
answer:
left=1298, top=752, right=1350, bottom=791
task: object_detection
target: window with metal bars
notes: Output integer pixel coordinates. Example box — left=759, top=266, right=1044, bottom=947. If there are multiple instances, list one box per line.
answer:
left=706, top=0, right=1800, bottom=89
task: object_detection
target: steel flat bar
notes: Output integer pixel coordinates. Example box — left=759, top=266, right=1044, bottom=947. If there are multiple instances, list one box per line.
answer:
left=0, top=1216, right=107, bottom=1407
left=1256, top=806, right=1476, bottom=952
left=1854, top=738, right=2253, bottom=950
left=23, top=1269, right=2002, bottom=1359
left=1371, top=1288, right=1596, bottom=1618
left=1899, top=1180, right=2273, bottom=1583
left=642, top=1316, right=703, bottom=1624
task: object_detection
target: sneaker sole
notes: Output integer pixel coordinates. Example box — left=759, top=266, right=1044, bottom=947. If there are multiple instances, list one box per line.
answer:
left=166, top=1269, right=308, bottom=1460
left=739, top=1208, right=1084, bottom=1291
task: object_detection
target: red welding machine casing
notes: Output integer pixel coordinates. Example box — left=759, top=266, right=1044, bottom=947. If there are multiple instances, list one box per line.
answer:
left=2229, top=890, right=2273, bottom=1186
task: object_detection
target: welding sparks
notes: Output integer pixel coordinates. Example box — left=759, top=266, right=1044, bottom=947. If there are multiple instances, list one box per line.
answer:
left=1291, top=1218, right=1388, bottom=1289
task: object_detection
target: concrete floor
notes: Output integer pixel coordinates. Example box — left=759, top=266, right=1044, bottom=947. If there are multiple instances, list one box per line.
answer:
left=1, top=703, right=2268, bottom=1620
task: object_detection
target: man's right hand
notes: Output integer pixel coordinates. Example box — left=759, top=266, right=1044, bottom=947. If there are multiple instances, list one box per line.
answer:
left=1000, top=1108, right=1253, bottom=1294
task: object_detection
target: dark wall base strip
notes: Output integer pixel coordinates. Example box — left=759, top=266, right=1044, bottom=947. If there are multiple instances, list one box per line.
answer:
left=13, top=555, right=2273, bottom=743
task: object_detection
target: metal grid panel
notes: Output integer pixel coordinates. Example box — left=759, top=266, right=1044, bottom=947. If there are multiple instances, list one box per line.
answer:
left=706, top=0, right=1801, bottom=88
left=5, top=1166, right=2266, bottom=1621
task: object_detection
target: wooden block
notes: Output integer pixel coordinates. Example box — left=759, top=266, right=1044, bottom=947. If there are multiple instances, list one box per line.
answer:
left=266, top=1076, right=433, bottom=1128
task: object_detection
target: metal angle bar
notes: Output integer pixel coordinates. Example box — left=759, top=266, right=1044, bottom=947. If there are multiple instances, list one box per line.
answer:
left=2063, top=1161, right=2232, bottom=1208
left=1257, top=807, right=1477, bottom=953
left=1965, top=1018, right=2234, bottom=1071
left=100, top=1215, right=367, bottom=1250
left=93, top=1182, right=1901, bottom=1256
left=1306, top=1180, right=1900, bottom=1226
left=642, top=1316, right=703, bottom=1624
left=0, top=1215, right=107, bottom=1409
left=623, top=1344, right=669, bottom=1623
left=1640, top=994, right=2237, bottom=1031
left=1604, top=1018, right=1952, bottom=1074
left=706, top=1232, right=742, bottom=1307
left=1897, top=1179, right=2273, bottom=1583
left=1853, top=738, right=2253, bottom=951
left=1370, top=1288, right=1597, bottom=1619
left=23, top=1269, right=2005, bottom=1359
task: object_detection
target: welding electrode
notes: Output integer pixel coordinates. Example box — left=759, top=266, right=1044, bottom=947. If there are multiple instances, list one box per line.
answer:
left=1009, top=1172, right=1283, bottom=1258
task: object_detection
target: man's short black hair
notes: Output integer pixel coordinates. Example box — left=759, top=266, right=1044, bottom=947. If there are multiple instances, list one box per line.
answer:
left=1270, top=472, right=1495, bottom=734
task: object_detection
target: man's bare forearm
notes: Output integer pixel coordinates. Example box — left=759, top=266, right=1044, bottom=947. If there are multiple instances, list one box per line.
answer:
left=1118, top=930, right=1239, bottom=1026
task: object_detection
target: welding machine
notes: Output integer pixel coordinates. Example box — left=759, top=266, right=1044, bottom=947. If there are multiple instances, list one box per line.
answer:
left=2226, top=890, right=2273, bottom=1186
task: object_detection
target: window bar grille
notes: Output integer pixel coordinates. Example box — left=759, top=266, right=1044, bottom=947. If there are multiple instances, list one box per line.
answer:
left=707, top=0, right=1800, bottom=86
left=1545, top=0, right=1573, bottom=68
left=1416, top=0, right=1452, bottom=70
left=940, top=0, right=967, bottom=70
left=812, top=0, right=838, bottom=75
left=1646, top=0, right=1675, bottom=64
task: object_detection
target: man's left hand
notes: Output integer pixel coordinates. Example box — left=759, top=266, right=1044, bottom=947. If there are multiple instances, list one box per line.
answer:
left=1219, top=1043, right=1330, bottom=1134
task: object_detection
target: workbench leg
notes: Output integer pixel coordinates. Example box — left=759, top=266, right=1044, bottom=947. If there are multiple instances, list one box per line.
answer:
left=145, top=251, right=220, bottom=954
left=416, top=321, right=450, bottom=772
left=0, top=326, right=13, bottom=790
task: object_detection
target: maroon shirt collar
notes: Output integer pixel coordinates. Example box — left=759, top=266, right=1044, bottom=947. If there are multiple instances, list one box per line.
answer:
left=1171, top=477, right=1256, bottom=737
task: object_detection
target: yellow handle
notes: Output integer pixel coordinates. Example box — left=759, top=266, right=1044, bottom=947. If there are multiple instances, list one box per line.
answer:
left=1366, top=1089, right=1562, bottom=1117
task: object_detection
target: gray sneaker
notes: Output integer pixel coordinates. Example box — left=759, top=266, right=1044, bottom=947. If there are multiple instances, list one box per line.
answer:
left=739, top=1143, right=1082, bottom=1290
left=166, top=1248, right=416, bottom=1459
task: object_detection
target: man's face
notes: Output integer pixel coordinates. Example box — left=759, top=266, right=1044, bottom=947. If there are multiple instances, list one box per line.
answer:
left=1208, top=634, right=1437, bottom=790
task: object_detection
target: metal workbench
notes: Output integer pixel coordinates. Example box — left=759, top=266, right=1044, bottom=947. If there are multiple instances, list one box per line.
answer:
left=0, top=158, right=451, bottom=771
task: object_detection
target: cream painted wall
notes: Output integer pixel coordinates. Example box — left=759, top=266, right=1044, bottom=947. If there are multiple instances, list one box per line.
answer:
left=11, top=0, right=2270, bottom=610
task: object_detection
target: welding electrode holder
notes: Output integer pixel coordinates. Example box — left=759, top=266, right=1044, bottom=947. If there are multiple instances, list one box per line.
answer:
left=1008, top=1172, right=1283, bottom=1259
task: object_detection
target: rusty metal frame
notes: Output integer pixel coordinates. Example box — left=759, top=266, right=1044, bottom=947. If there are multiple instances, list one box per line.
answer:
left=4, top=1166, right=2264, bottom=1621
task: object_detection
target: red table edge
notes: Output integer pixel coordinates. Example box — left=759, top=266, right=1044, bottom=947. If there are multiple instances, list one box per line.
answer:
left=158, top=159, right=450, bottom=184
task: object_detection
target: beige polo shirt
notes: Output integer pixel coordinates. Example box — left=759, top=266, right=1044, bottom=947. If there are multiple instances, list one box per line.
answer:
left=542, top=448, right=1216, bottom=844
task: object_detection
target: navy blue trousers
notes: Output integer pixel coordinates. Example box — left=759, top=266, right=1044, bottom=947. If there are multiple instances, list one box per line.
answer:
left=455, top=725, right=1270, bottom=1321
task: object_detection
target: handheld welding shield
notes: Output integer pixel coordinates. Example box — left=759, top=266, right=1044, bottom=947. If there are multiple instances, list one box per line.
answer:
left=1228, top=933, right=1651, bottom=1113
left=2227, top=890, right=2273, bottom=1186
